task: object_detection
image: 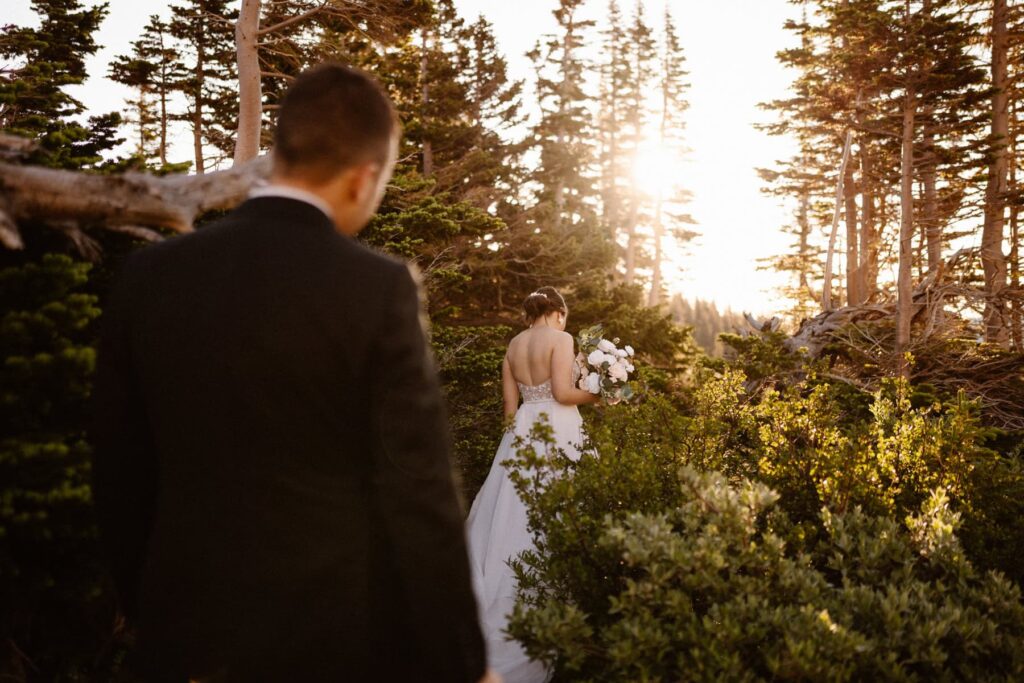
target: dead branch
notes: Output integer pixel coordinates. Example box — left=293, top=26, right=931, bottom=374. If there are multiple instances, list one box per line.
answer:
left=0, top=152, right=271, bottom=251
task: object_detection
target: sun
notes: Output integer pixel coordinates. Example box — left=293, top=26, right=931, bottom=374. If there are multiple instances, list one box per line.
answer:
left=631, top=143, right=684, bottom=198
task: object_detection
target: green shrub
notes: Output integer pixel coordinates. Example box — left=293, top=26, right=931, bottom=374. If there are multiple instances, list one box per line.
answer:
left=505, top=422, right=1024, bottom=681
left=0, top=254, right=123, bottom=680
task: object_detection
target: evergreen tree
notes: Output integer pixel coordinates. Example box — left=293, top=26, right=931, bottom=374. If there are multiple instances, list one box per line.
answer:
left=0, top=255, right=112, bottom=679
left=597, top=0, right=630, bottom=256
left=0, top=0, right=122, bottom=169
left=648, top=7, right=695, bottom=306
left=527, top=0, right=596, bottom=229
left=109, top=15, right=181, bottom=167
left=620, top=1, right=657, bottom=285
left=167, top=0, right=238, bottom=173
left=761, top=0, right=986, bottom=343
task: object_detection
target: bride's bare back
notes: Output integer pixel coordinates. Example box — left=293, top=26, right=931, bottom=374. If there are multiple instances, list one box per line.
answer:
left=502, top=326, right=597, bottom=417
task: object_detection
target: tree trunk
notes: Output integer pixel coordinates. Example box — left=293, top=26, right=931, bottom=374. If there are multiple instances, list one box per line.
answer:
left=798, top=186, right=812, bottom=298
left=551, top=12, right=576, bottom=228
left=233, top=0, right=263, bottom=166
left=159, top=81, right=168, bottom=166
left=858, top=143, right=878, bottom=299
left=923, top=111, right=941, bottom=273
left=982, top=0, right=1009, bottom=343
left=420, top=27, right=434, bottom=177
left=193, top=101, right=205, bottom=174
left=896, top=88, right=917, bottom=377
left=158, top=27, right=169, bottom=166
left=1011, top=100, right=1021, bottom=350
left=843, top=148, right=859, bottom=305
left=823, top=128, right=853, bottom=310
left=135, top=93, right=146, bottom=157
left=192, top=34, right=206, bottom=175
left=648, top=192, right=664, bottom=306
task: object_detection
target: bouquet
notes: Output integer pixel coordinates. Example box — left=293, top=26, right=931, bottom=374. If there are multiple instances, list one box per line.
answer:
left=575, top=324, right=638, bottom=405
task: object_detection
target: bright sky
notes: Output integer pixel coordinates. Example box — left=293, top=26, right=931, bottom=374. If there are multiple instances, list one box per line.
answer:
left=8, top=0, right=801, bottom=316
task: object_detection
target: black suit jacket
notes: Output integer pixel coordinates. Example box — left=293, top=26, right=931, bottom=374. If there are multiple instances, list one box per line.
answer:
left=91, top=197, right=486, bottom=682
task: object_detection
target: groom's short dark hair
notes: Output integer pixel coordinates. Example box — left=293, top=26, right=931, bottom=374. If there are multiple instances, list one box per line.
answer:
left=273, top=63, right=399, bottom=182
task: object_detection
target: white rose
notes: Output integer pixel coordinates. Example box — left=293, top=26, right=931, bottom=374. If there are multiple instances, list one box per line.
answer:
left=625, top=345, right=635, bottom=357
left=587, top=349, right=606, bottom=367
left=585, top=372, right=601, bottom=394
left=597, top=339, right=616, bottom=353
left=608, top=363, right=628, bottom=382
left=625, top=362, right=635, bottom=373
left=616, top=349, right=628, bottom=358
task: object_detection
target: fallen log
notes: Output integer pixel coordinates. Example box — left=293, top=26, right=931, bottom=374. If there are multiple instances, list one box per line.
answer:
left=0, top=135, right=271, bottom=253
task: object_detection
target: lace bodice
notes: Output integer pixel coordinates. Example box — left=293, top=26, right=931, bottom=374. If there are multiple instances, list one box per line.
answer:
left=518, top=379, right=553, bottom=403
left=518, top=363, right=582, bottom=404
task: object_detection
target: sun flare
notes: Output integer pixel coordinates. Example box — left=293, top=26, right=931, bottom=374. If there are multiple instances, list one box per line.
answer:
left=631, top=144, right=685, bottom=198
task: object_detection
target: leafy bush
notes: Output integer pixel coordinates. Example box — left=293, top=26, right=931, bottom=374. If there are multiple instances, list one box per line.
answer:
left=505, top=420, right=1024, bottom=681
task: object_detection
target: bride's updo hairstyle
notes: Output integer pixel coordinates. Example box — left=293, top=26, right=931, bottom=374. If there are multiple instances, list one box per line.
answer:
left=523, top=286, right=567, bottom=325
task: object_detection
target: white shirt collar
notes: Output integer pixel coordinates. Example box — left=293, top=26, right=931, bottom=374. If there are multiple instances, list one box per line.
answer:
left=249, top=184, right=335, bottom=222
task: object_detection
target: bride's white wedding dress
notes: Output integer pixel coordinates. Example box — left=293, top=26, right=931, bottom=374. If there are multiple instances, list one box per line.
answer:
left=465, top=375, right=585, bottom=683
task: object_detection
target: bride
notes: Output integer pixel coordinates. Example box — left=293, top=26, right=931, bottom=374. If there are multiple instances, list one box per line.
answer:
left=465, top=286, right=599, bottom=683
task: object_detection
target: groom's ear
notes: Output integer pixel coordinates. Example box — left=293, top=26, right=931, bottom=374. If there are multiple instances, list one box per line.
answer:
left=343, top=161, right=383, bottom=202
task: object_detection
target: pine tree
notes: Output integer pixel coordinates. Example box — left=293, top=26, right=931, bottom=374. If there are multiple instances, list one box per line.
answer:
left=167, top=0, right=238, bottom=173
left=109, top=15, right=180, bottom=167
left=0, top=255, right=110, bottom=679
left=0, top=0, right=122, bottom=169
left=762, top=0, right=986, bottom=347
left=621, top=1, right=657, bottom=285
left=648, top=6, right=695, bottom=306
left=527, top=0, right=596, bottom=229
left=597, top=0, right=630, bottom=255
left=459, top=14, right=525, bottom=204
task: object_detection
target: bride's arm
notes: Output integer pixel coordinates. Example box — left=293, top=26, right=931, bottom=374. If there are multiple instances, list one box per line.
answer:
left=551, top=333, right=601, bottom=406
left=502, top=355, right=519, bottom=419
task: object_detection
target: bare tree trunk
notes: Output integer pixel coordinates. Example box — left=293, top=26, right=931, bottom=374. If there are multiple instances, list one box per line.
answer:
left=159, top=82, right=169, bottom=166
left=844, top=148, right=859, bottom=305
left=1011, top=177, right=1021, bottom=351
left=233, top=0, right=263, bottom=166
left=859, top=143, right=878, bottom=300
left=552, top=12, right=576, bottom=229
left=420, top=28, right=434, bottom=177
left=136, top=95, right=146, bottom=157
left=982, top=0, right=1009, bottom=343
left=193, top=102, right=205, bottom=174
left=1011, top=100, right=1022, bottom=350
left=896, top=88, right=917, bottom=377
left=923, top=116, right=941, bottom=273
left=158, top=24, right=169, bottom=167
left=823, top=128, right=853, bottom=310
left=799, top=187, right=812, bottom=298
left=648, top=192, right=664, bottom=306
left=624, top=188, right=641, bottom=285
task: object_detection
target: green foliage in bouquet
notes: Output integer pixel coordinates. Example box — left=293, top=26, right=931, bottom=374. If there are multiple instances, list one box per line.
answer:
left=576, top=324, right=638, bottom=405
left=505, top=416, right=1024, bottom=681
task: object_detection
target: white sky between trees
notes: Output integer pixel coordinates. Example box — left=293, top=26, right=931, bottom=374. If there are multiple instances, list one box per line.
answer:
left=7, top=0, right=801, bottom=316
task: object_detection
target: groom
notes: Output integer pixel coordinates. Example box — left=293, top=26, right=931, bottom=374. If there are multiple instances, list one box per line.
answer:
left=91, top=64, right=494, bottom=682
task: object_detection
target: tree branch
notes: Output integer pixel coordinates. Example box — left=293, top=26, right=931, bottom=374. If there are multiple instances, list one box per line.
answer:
left=257, top=3, right=326, bottom=36
left=0, top=156, right=271, bottom=250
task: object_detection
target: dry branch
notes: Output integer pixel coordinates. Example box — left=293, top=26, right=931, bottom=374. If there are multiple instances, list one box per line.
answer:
left=0, top=151, right=271, bottom=252
left=776, top=247, right=1024, bottom=430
